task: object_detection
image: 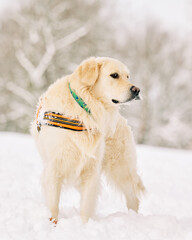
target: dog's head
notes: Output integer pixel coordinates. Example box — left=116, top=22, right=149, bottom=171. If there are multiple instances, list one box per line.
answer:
left=73, top=57, right=140, bottom=105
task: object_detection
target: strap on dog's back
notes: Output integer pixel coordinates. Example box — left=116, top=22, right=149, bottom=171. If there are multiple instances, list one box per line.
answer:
left=36, top=104, right=87, bottom=132
left=42, top=112, right=87, bottom=131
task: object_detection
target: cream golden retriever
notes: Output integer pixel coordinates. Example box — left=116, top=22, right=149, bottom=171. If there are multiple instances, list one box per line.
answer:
left=31, top=57, right=145, bottom=224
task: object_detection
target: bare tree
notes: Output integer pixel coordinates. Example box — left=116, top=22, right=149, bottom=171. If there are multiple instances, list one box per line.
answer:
left=0, top=0, right=107, bottom=132
left=118, top=21, right=192, bottom=149
left=0, top=0, right=192, bottom=149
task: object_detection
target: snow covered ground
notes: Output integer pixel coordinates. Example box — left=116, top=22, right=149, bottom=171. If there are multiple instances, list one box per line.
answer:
left=0, top=132, right=192, bottom=240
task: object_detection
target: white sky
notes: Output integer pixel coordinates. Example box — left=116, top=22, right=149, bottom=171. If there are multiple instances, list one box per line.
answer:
left=0, top=0, right=19, bottom=12
left=117, top=0, right=192, bottom=33
left=0, top=0, right=191, bottom=33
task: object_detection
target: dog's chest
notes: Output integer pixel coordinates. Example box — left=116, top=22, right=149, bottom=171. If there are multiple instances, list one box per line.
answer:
left=104, top=110, right=119, bottom=137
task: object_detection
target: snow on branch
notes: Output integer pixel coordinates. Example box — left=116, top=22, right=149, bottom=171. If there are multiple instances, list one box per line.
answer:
left=55, top=25, right=89, bottom=50
left=15, top=50, right=35, bottom=79
left=33, top=24, right=56, bottom=82
left=6, top=82, right=37, bottom=106
left=15, top=24, right=89, bottom=88
left=34, top=43, right=55, bottom=79
left=15, top=42, right=55, bottom=88
left=50, top=2, right=70, bottom=20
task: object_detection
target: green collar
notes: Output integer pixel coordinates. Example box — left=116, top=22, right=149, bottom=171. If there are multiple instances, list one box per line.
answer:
left=69, top=82, right=91, bottom=115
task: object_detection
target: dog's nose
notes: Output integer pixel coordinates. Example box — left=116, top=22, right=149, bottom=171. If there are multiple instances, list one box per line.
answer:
left=130, top=86, right=140, bottom=96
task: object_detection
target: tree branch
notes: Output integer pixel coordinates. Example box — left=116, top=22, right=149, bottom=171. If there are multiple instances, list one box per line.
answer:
left=15, top=49, right=35, bottom=78
left=6, top=82, right=37, bottom=106
left=55, top=25, right=89, bottom=50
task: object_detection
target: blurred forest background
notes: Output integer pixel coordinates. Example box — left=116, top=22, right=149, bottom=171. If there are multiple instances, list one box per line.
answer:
left=0, top=0, right=192, bottom=149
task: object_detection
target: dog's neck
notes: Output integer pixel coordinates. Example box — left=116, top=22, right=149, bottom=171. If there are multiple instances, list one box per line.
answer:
left=69, top=82, right=91, bottom=115
left=68, top=79, right=119, bottom=126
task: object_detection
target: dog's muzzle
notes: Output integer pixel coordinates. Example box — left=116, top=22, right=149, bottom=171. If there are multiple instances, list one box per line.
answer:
left=112, top=85, right=141, bottom=104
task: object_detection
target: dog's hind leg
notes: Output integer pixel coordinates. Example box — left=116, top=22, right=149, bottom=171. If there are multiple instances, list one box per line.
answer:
left=78, top=159, right=101, bottom=223
left=42, top=164, right=63, bottom=222
left=103, top=117, right=145, bottom=212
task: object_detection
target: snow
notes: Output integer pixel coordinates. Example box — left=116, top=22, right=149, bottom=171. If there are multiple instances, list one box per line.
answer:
left=0, top=132, right=192, bottom=240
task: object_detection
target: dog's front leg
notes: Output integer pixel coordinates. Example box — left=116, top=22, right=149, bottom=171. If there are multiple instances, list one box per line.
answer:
left=103, top=117, right=145, bottom=212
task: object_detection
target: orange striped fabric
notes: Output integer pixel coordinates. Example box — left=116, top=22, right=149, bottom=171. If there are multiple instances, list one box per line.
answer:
left=36, top=105, right=87, bottom=132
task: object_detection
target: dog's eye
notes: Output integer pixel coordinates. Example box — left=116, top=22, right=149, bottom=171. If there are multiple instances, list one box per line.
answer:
left=110, top=73, right=119, bottom=79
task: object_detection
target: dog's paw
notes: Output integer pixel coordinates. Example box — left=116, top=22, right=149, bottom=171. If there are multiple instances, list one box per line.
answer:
left=126, top=196, right=139, bottom=213
left=49, top=217, right=58, bottom=225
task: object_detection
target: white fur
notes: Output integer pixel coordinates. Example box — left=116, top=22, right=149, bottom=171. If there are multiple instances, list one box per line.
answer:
left=31, top=57, right=145, bottom=223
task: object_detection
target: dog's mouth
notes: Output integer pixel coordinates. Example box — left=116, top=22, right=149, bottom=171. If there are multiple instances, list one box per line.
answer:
left=112, top=94, right=141, bottom=104
left=112, top=99, right=120, bottom=104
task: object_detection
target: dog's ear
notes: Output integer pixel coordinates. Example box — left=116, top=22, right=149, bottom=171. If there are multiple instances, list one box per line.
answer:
left=75, top=57, right=101, bottom=86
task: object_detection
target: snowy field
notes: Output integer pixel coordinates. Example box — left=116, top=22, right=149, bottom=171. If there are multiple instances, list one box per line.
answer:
left=0, top=132, right=192, bottom=240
